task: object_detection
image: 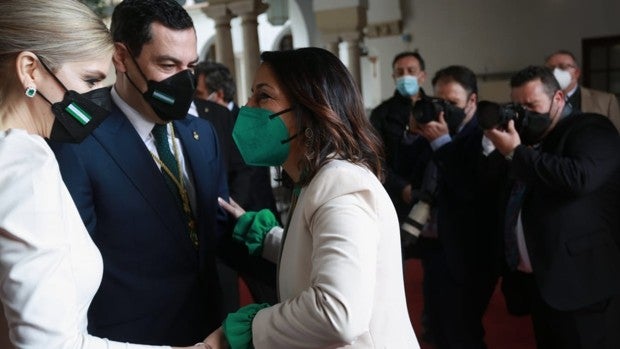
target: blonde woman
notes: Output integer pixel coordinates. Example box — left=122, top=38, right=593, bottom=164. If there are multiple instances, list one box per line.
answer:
left=0, top=1, right=203, bottom=348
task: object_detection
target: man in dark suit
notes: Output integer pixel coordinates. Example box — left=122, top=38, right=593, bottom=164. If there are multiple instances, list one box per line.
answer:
left=49, top=0, right=269, bottom=346
left=545, top=50, right=620, bottom=131
left=413, top=65, right=507, bottom=349
left=485, top=65, right=620, bottom=349
left=193, top=62, right=279, bottom=308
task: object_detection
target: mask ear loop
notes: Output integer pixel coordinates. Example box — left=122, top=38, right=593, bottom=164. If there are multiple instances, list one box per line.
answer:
left=121, top=44, right=150, bottom=95
left=35, top=56, right=69, bottom=106
left=37, top=57, right=70, bottom=92
left=267, top=107, right=299, bottom=144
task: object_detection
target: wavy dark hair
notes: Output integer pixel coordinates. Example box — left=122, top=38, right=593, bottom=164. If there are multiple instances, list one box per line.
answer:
left=260, top=47, right=384, bottom=186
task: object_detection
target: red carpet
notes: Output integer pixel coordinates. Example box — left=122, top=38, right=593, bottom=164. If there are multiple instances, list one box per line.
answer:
left=240, top=259, right=536, bottom=348
left=403, top=259, right=536, bottom=349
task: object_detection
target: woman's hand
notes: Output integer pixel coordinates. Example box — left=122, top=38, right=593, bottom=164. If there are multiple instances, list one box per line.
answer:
left=172, top=342, right=211, bottom=349
left=218, top=197, right=246, bottom=219
left=203, top=326, right=228, bottom=349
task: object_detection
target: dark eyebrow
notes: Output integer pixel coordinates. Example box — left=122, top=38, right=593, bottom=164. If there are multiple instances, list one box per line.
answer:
left=155, top=55, right=199, bottom=66
left=254, top=82, right=273, bottom=91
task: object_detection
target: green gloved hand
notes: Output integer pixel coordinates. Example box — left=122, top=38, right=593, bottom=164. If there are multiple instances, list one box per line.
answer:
left=233, top=209, right=278, bottom=256
left=222, top=303, right=270, bottom=349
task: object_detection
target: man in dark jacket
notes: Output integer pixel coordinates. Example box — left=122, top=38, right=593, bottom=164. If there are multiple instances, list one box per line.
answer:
left=485, top=65, right=620, bottom=349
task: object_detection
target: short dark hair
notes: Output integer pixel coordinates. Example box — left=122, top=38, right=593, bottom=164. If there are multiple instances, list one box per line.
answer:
left=545, top=49, right=579, bottom=66
left=392, top=51, right=425, bottom=71
left=194, top=61, right=236, bottom=103
left=260, top=47, right=384, bottom=185
left=510, top=65, right=560, bottom=98
left=432, top=65, right=478, bottom=95
left=110, top=0, right=193, bottom=56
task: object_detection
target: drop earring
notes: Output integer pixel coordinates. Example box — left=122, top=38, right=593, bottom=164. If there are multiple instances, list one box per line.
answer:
left=25, top=86, right=37, bottom=98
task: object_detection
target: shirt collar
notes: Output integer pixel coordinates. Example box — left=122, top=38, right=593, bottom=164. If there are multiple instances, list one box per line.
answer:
left=111, top=87, right=157, bottom=143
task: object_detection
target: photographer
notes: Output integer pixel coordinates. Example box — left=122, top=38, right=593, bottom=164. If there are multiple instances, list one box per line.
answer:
left=369, top=52, right=433, bottom=257
left=412, top=65, right=507, bottom=349
left=484, top=66, right=620, bottom=349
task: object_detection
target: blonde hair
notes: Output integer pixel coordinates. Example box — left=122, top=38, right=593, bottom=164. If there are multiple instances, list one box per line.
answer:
left=0, top=0, right=113, bottom=103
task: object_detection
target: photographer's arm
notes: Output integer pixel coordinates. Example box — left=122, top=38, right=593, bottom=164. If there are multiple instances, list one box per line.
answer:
left=483, top=120, right=522, bottom=159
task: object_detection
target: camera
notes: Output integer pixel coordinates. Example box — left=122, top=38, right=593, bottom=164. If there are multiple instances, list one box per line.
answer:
left=400, top=162, right=438, bottom=247
left=477, top=101, right=525, bottom=130
left=411, top=97, right=466, bottom=134
left=400, top=194, right=433, bottom=246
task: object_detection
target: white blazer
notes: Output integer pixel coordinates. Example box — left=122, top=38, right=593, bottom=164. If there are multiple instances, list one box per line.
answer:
left=253, top=160, right=419, bottom=348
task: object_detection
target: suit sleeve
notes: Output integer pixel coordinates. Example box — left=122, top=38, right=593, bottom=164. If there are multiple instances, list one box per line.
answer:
left=512, top=117, right=620, bottom=196
left=605, top=93, right=620, bottom=131
left=48, top=141, right=98, bottom=235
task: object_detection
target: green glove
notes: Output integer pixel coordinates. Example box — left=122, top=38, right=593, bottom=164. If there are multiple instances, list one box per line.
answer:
left=222, top=303, right=270, bottom=349
left=233, top=209, right=278, bottom=256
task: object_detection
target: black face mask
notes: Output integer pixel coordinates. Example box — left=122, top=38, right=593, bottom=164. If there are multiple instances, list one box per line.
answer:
left=516, top=100, right=562, bottom=146
left=517, top=110, right=552, bottom=145
left=443, top=104, right=466, bottom=135
left=38, top=59, right=111, bottom=143
left=48, top=88, right=111, bottom=143
left=125, top=52, right=196, bottom=121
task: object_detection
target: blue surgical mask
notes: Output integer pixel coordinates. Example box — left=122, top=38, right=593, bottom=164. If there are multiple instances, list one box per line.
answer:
left=396, top=75, right=420, bottom=97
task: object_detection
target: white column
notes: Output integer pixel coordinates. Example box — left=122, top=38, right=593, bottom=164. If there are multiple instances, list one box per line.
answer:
left=202, top=4, right=236, bottom=75
left=228, top=0, right=269, bottom=86
left=341, top=31, right=362, bottom=89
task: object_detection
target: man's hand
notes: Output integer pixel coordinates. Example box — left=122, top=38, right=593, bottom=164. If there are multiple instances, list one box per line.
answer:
left=402, top=184, right=413, bottom=204
left=412, top=111, right=449, bottom=142
left=483, top=120, right=521, bottom=158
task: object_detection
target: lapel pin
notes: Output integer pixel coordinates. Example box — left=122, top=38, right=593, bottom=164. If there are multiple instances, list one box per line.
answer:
left=193, top=131, right=199, bottom=140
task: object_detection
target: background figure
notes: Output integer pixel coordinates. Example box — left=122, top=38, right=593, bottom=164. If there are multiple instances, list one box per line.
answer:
left=0, top=0, right=199, bottom=348
left=193, top=61, right=279, bottom=220
left=206, top=47, right=419, bottom=349
left=49, top=0, right=271, bottom=346
left=485, top=66, right=620, bottom=349
left=369, top=50, right=436, bottom=341
left=413, top=66, right=507, bottom=349
left=193, top=61, right=278, bottom=311
left=545, top=49, right=620, bottom=130
left=370, top=51, right=432, bottom=236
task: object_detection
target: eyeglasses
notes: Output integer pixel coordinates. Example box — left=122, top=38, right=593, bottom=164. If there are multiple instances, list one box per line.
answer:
left=547, top=63, right=577, bottom=70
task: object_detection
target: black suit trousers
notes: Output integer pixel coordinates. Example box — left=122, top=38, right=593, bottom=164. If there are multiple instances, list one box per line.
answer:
left=521, top=272, right=620, bottom=349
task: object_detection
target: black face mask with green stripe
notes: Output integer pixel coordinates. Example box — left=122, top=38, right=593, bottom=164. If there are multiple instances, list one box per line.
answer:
left=37, top=59, right=111, bottom=143
left=125, top=50, right=196, bottom=122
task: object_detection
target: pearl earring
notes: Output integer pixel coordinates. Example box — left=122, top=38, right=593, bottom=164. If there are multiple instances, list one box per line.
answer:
left=25, top=86, right=37, bottom=98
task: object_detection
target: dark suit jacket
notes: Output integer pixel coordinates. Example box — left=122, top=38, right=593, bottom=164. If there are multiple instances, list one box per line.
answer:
left=432, top=116, right=508, bottom=282
left=193, top=99, right=278, bottom=216
left=193, top=99, right=251, bottom=204
left=510, top=112, right=620, bottom=311
left=369, top=91, right=433, bottom=220
left=49, top=103, right=247, bottom=345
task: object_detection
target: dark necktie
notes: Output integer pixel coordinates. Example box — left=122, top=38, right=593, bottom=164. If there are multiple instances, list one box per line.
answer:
left=152, top=124, right=198, bottom=247
left=504, top=180, right=526, bottom=270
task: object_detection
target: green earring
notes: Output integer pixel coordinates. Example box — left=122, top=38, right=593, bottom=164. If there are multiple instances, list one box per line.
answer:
left=25, top=86, right=36, bottom=98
